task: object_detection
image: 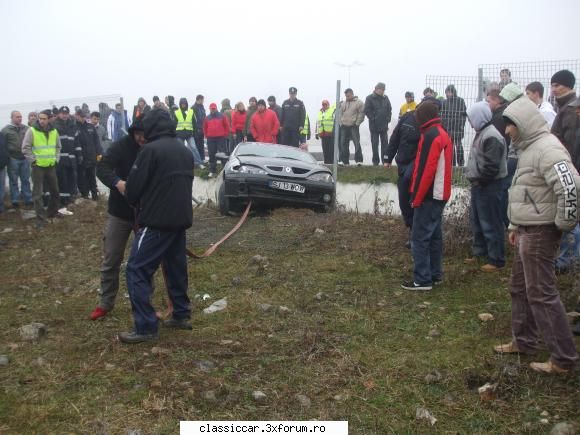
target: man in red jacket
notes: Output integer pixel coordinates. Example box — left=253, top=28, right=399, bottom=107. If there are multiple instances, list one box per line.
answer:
left=203, top=103, right=231, bottom=177
left=250, top=100, right=280, bottom=144
left=402, top=101, right=453, bottom=291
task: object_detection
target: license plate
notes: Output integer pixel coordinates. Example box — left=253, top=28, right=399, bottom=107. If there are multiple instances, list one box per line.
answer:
left=270, top=181, right=305, bottom=193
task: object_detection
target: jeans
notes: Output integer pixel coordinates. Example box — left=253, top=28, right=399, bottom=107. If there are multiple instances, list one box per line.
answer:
left=184, top=138, right=203, bottom=166
left=555, top=224, right=580, bottom=270
left=411, top=198, right=445, bottom=284
left=100, top=214, right=134, bottom=311
left=207, top=137, right=226, bottom=172
left=470, top=179, right=506, bottom=267
left=31, top=164, right=59, bottom=219
left=7, top=158, right=32, bottom=205
left=370, top=129, right=388, bottom=165
left=126, top=227, right=190, bottom=335
left=397, top=163, right=414, bottom=228
left=510, top=225, right=578, bottom=369
left=320, top=135, right=335, bottom=164
left=339, top=126, right=362, bottom=164
left=194, top=132, right=205, bottom=162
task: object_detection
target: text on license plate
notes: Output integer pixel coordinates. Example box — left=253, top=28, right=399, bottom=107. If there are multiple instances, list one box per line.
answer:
left=270, top=181, right=305, bottom=193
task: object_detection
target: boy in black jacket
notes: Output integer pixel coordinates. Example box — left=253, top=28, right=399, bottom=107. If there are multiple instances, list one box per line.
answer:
left=91, top=117, right=146, bottom=320
left=119, top=109, right=194, bottom=344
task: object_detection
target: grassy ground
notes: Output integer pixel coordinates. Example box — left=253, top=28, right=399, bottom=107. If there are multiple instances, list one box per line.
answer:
left=0, top=200, right=578, bottom=434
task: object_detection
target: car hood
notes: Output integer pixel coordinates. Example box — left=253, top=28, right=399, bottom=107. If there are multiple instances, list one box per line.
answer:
left=232, top=155, right=331, bottom=178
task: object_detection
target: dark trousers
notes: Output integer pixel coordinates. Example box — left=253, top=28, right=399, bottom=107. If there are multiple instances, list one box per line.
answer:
left=32, top=164, right=59, bottom=220
left=56, top=164, right=75, bottom=206
left=502, top=157, right=518, bottom=227
left=411, top=198, right=445, bottom=285
left=510, top=225, right=578, bottom=369
left=78, top=165, right=97, bottom=200
left=321, top=135, right=334, bottom=164
left=397, top=163, right=414, bottom=228
left=126, top=227, right=190, bottom=335
left=100, top=214, right=134, bottom=311
left=235, top=132, right=244, bottom=147
left=194, top=132, right=205, bottom=162
left=370, top=129, right=388, bottom=165
left=207, top=137, right=226, bottom=172
left=450, top=132, right=465, bottom=167
left=470, top=179, right=506, bottom=267
left=340, top=126, right=362, bottom=164
left=281, top=127, right=300, bottom=147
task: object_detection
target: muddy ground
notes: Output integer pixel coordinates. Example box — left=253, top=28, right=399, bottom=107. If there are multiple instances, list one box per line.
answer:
left=0, top=198, right=578, bottom=434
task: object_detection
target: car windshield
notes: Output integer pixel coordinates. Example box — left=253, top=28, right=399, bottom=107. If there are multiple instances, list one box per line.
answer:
left=235, top=143, right=317, bottom=164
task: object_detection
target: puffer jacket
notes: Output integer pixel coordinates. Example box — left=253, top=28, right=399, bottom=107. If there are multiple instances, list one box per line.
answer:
left=505, top=97, right=580, bottom=231
left=551, top=92, right=578, bottom=159
left=339, top=97, right=365, bottom=127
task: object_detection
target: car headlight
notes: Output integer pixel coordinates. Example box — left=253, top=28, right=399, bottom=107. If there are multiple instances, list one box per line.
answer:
left=225, top=157, right=241, bottom=172
left=308, top=172, right=334, bottom=183
left=239, top=165, right=267, bottom=175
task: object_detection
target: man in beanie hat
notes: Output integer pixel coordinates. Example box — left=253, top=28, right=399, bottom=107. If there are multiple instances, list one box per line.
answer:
left=551, top=70, right=578, bottom=159
left=364, top=82, right=392, bottom=165
left=91, top=115, right=147, bottom=320
left=250, top=99, right=280, bottom=144
left=402, top=101, right=452, bottom=291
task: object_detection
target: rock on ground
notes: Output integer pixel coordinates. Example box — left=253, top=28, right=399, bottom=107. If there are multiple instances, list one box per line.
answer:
left=203, top=298, right=227, bottom=314
left=0, top=355, right=9, bottom=366
left=19, top=323, right=47, bottom=341
left=295, top=394, right=311, bottom=408
left=252, top=391, right=267, bottom=402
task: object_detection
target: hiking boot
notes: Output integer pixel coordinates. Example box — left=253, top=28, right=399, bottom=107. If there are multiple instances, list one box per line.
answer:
left=494, top=342, right=522, bottom=354
left=163, top=318, right=192, bottom=330
left=90, top=307, right=108, bottom=320
left=401, top=281, right=432, bottom=291
left=529, top=360, right=570, bottom=374
left=118, top=331, right=158, bottom=344
left=480, top=264, right=503, bottom=273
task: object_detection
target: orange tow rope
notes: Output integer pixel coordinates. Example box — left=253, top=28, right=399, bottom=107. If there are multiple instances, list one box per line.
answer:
left=156, top=201, right=253, bottom=320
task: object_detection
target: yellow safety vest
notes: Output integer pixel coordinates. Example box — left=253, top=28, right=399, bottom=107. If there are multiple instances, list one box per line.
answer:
left=174, top=109, right=195, bottom=131
left=317, top=105, right=335, bottom=134
left=301, top=115, right=310, bottom=136
left=31, top=127, right=58, bottom=167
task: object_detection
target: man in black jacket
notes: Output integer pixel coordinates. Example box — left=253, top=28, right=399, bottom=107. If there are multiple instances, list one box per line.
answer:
left=90, top=117, right=146, bottom=321
left=441, top=84, right=467, bottom=166
left=53, top=106, right=78, bottom=209
left=280, top=87, right=306, bottom=147
left=74, top=109, right=103, bottom=200
left=384, top=109, right=420, bottom=232
left=364, top=82, right=392, bottom=165
left=119, top=109, right=194, bottom=344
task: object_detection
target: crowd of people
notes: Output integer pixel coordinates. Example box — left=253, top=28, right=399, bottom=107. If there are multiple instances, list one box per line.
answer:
left=0, top=68, right=578, bottom=373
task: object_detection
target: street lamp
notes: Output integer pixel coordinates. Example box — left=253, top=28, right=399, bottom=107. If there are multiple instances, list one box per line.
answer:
left=334, top=61, right=364, bottom=87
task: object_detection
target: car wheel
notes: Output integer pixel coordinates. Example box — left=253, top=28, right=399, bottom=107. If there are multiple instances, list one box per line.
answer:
left=218, top=181, right=242, bottom=216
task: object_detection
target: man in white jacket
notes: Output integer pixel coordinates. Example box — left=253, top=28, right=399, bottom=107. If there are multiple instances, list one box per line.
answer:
left=525, top=82, right=556, bottom=128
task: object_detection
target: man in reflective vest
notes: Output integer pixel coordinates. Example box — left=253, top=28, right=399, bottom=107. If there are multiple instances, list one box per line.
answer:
left=299, top=114, right=311, bottom=149
left=315, top=100, right=335, bottom=164
left=21, top=109, right=62, bottom=227
left=174, top=97, right=204, bottom=168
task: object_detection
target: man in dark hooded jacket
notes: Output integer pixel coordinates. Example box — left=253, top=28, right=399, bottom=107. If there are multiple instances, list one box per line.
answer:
left=75, top=109, right=103, bottom=200
left=364, top=82, right=392, bottom=165
left=90, top=116, right=147, bottom=321
left=119, top=109, right=194, bottom=344
left=441, top=84, right=467, bottom=166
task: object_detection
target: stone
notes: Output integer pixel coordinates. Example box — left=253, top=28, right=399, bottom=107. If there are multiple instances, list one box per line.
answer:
left=314, top=292, right=325, bottom=301
left=151, top=347, right=170, bottom=356
left=203, top=390, right=217, bottom=401
left=55, top=300, right=62, bottom=305
left=192, top=359, right=217, bottom=373
left=231, top=276, right=242, bottom=287
left=88, top=244, right=98, bottom=251
left=424, top=370, right=442, bottom=384
left=478, top=382, right=498, bottom=401
left=1, top=228, right=13, bottom=234
left=417, top=304, right=428, bottom=309
left=541, top=411, right=550, bottom=417
left=295, top=394, right=311, bottom=408
left=314, top=228, right=325, bottom=234
left=394, top=291, right=403, bottom=297
left=203, top=298, right=227, bottom=314
left=540, top=419, right=550, bottom=425
left=478, top=313, right=494, bottom=322
left=416, top=407, right=437, bottom=426
left=550, top=422, right=576, bottom=435
left=17, top=304, right=27, bottom=311
left=252, top=390, right=267, bottom=402
left=19, top=322, right=47, bottom=341
left=278, top=306, right=292, bottom=315
left=105, top=363, right=115, bottom=371
left=0, top=355, right=9, bottom=366
left=257, top=303, right=273, bottom=312
left=333, top=394, right=344, bottom=401
left=150, top=380, right=162, bottom=388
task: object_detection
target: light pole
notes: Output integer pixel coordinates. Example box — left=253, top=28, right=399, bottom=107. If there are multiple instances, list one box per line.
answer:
left=334, top=61, right=363, bottom=87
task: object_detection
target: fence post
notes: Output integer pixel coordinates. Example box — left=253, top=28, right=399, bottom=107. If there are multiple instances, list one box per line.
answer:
left=477, top=67, right=484, bottom=102
left=333, top=80, right=341, bottom=187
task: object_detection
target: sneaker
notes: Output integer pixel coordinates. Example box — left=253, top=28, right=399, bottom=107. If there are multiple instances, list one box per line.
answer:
left=90, top=306, right=108, bottom=320
left=118, top=331, right=158, bottom=344
left=529, top=360, right=570, bottom=374
left=356, top=162, right=362, bottom=167
left=480, top=264, right=503, bottom=273
left=493, top=342, right=522, bottom=354
left=58, top=207, right=74, bottom=216
left=163, top=318, right=192, bottom=330
left=338, top=162, right=344, bottom=167
left=208, top=172, right=215, bottom=178
left=401, top=281, right=432, bottom=291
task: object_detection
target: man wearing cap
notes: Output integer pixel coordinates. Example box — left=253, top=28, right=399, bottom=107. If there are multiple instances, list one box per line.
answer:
left=91, top=116, right=147, bottom=320
left=2, top=111, right=32, bottom=208
left=250, top=100, right=280, bottom=144
left=203, top=103, right=231, bottom=177
left=280, top=87, right=306, bottom=147
left=75, top=109, right=103, bottom=201
left=364, top=82, right=392, bottom=165
left=53, top=106, right=78, bottom=209
left=21, top=109, right=62, bottom=226
left=399, top=92, right=417, bottom=118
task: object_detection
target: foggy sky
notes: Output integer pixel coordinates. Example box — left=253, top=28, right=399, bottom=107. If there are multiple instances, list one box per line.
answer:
left=1, top=0, right=578, bottom=118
